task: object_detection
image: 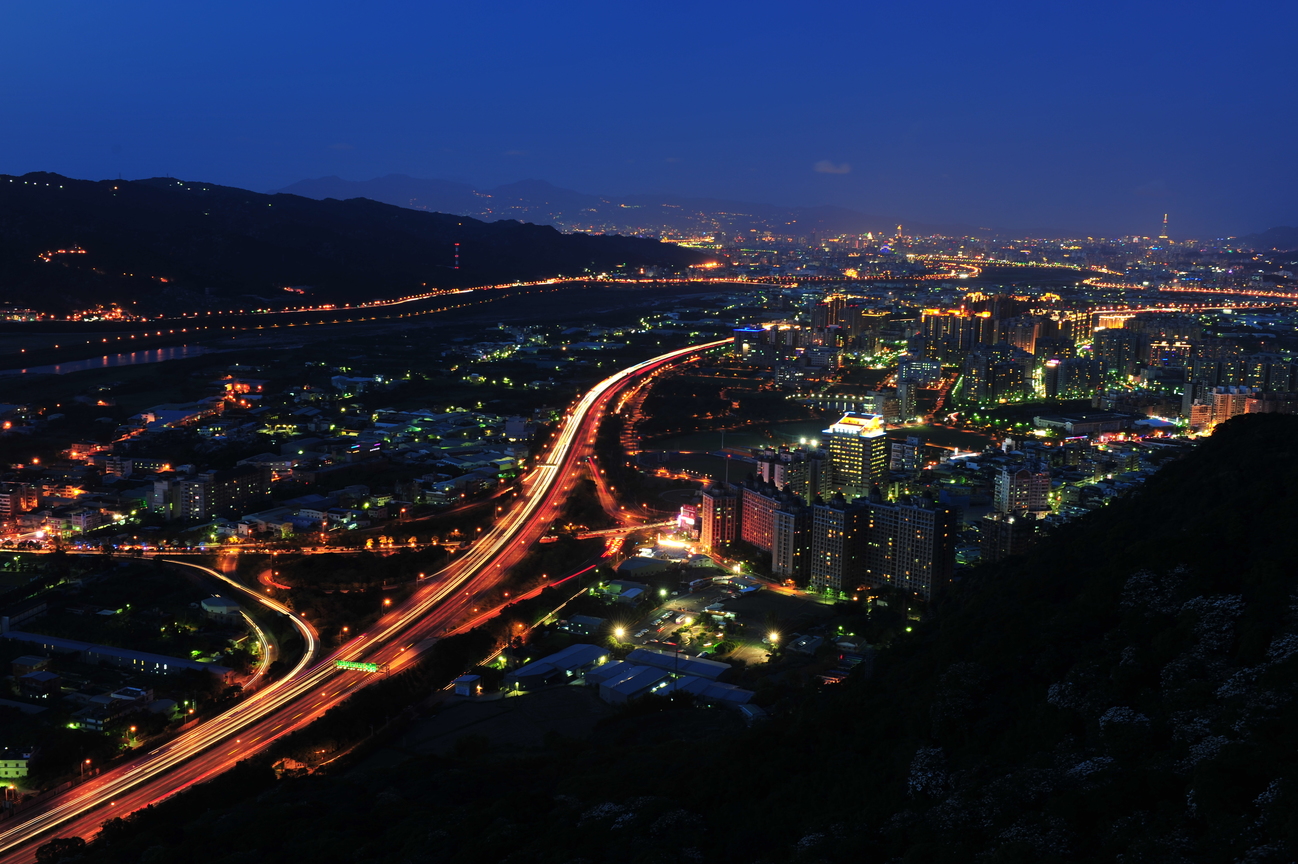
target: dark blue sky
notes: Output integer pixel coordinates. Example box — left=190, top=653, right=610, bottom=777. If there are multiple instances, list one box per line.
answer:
left=3, top=1, right=1293, bottom=237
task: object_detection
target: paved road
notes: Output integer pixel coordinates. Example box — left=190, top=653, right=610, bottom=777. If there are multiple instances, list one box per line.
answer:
left=0, top=336, right=730, bottom=862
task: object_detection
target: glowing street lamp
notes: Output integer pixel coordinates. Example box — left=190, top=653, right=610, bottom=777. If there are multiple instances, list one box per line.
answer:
left=614, top=626, right=625, bottom=639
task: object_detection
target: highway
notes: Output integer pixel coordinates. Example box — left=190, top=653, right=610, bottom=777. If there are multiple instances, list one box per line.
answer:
left=0, top=336, right=730, bottom=861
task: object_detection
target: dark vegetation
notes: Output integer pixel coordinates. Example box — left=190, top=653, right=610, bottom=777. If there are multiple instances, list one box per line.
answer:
left=42, top=412, right=1298, bottom=863
left=636, top=362, right=817, bottom=441
left=0, top=171, right=710, bottom=315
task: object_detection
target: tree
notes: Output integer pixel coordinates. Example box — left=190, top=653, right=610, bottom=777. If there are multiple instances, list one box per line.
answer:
left=35, top=836, right=85, bottom=863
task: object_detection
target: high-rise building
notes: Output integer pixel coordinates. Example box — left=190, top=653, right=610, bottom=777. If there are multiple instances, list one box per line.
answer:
left=739, top=480, right=782, bottom=552
left=1044, top=357, right=1102, bottom=399
left=859, top=494, right=957, bottom=599
left=0, top=484, right=38, bottom=523
left=754, top=447, right=825, bottom=503
left=961, top=346, right=1034, bottom=404
left=863, top=389, right=903, bottom=423
left=824, top=413, right=889, bottom=499
left=772, top=499, right=811, bottom=584
left=809, top=495, right=866, bottom=594
left=155, top=465, right=271, bottom=522
left=1093, top=328, right=1144, bottom=379
left=980, top=510, right=1040, bottom=563
left=890, top=436, right=925, bottom=472
left=1210, top=386, right=1258, bottom=427
left=699, top=484, right=739, bottom=553
left=731, top=327, right=767, bottom=359
left=896, top=381, right=916, bottom=421
left=1245, top=392, right=1298, bottom=415
left=920, top=309, right=994, bottom=362
left=897, top=354, right=943, bottom=386
left=993, top=463, right=1051, bottom=515
left=1000, top=315, right=1044, bottom=355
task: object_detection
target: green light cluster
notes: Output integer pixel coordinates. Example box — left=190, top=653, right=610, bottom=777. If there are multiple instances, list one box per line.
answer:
left=335, top=660, right=381, bottom=673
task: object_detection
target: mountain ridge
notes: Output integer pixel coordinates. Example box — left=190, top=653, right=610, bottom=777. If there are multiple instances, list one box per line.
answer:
left=274, top=174, right=1004, bottom=239
left=0, top=172, right=709, bottom=315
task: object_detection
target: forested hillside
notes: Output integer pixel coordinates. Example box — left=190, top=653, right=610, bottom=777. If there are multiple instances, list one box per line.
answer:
left=0, top=173, right=708, bottom=316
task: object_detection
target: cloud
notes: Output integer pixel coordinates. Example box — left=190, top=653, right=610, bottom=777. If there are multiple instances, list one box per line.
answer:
left=328, top=143, right=355, bottom=151
left=1134, top=179, right=1170, bottom=199
left=813, top=159, right=851, bottom=174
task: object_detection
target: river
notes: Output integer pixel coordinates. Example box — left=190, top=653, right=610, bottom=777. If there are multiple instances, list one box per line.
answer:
left=0, top=345, right=215, bottom=377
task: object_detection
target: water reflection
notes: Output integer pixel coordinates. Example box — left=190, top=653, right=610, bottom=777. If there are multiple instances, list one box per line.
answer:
left=0, top=345, right=212, bottom=377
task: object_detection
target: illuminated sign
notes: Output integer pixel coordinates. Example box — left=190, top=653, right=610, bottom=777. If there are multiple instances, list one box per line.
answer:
left=335, top=660, right=383, bottom=673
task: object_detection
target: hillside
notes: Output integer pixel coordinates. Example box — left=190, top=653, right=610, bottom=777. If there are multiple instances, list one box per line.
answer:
left=0, top=173, right=710, bottom=315
left=47, top=414, right=1298, bottom=863
left=1239, top=226, right=1298, bottom=251
left=276, top=174, right=997, bottom=239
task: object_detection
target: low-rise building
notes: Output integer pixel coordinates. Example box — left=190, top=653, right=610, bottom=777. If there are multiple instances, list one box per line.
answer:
left=1, top=632, right=233, bottom=681
left=597, top=665, right=672, bottom=704
left=504, top=644, right=608, bottom=690
left=0, top=748, right=31, bottom=780
left=625, top=648, right=731, bottom=682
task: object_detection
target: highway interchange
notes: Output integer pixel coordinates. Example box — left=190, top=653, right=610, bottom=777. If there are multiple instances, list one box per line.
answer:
left=0, top=336, right=730, bottom=862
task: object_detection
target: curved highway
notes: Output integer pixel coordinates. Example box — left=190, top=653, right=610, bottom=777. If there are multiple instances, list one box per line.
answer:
left=0, top=336, right=730, bottom=861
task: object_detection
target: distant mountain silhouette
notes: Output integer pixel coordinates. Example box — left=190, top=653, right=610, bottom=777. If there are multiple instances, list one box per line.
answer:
left=1239, top=226, right=1298, bottom=250
left=276, top=174, right=999, bottom=238
left=0, top=173, right=709, bottom=315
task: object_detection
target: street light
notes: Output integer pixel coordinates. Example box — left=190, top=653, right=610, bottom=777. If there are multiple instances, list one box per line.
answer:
left=769, top=631, right=779, bottom=645
left=614, top=626, right=625, bottom=639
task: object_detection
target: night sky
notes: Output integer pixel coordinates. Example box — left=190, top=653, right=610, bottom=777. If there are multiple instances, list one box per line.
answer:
left=3, top=0, right=1294, bottom=237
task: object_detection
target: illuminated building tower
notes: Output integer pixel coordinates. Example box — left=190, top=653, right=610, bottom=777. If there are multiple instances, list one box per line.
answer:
left=1044, top=358, right=1100, bottom=399
left=824, top=413, right=889, bottom=500
left=1242, top=354, right=1296, bottom=392
left=860, top=494, right=957, bottom=599
left=1159, top=213, right=1169, bottom=242
left=863, top=389, right=902, bottom=423
left=809, top=495, right=867, bottom=595
left=1000, top=315, right=1044, bottom=355
left=961, top=346, right=1033, bottom=404
left=890, top=436, right=925, bottom=473
left=1093, top=328, right=1144, bottom=379
left=1043, top=358, right=1063, bottom=398
left=896, top=381, right=916, bottom=422
left=1126, top=315, right=1201, bottom=368
left=1187, top=401, right=1215, bottom=431
left=921, top=309, right=994, bottom=362
left=1244, top=392, right=1298, bottom=415
left=0, top=483, right=38, bottom=524
left=897, top=354, right=943, bottom=386
left=754, top=447, right=825, bottom=502
left=993, top=463, right=1051, bottom=516
left=772, top=501, right=811, bottom=584
left=1210, top=386, right=1258, bottom=427
left=739, top=480, right=782, bottom=552
left=731, top=327, right=766, bottom=359
left=699, top=484, right=739, bottom=553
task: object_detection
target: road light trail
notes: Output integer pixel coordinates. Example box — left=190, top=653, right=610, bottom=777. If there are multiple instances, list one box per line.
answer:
left=0, top=337, right=728, bottom=861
